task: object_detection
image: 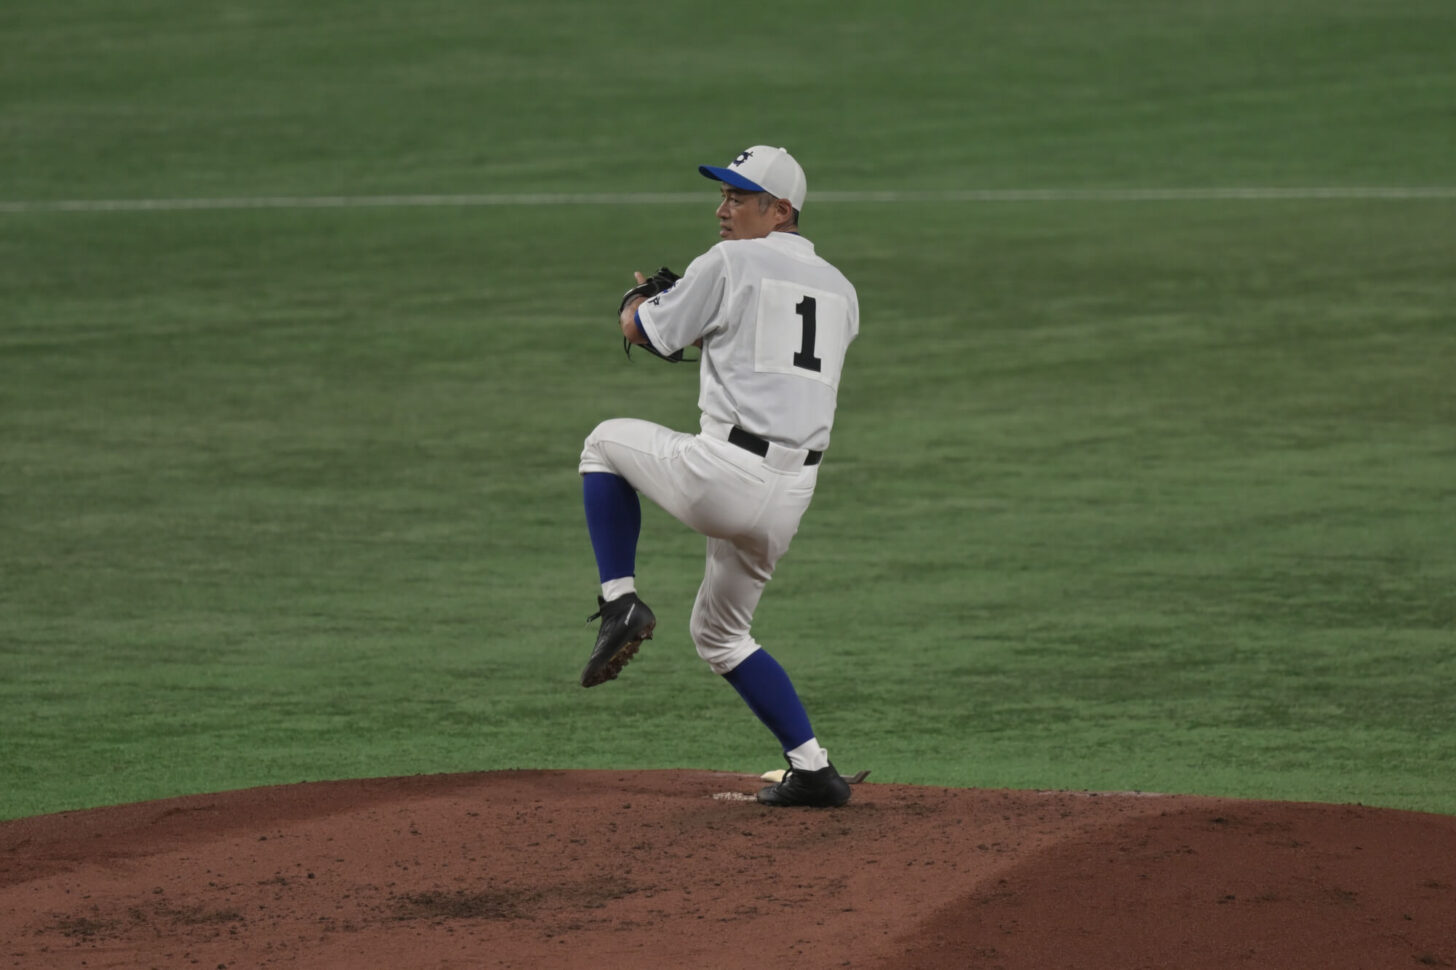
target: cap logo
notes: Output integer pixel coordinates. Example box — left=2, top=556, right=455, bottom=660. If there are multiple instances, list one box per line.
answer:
left=730, top=149, right=754, bottom=167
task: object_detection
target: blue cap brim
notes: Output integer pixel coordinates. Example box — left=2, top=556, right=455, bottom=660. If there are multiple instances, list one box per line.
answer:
left=699, top=165, right=767, bottom=194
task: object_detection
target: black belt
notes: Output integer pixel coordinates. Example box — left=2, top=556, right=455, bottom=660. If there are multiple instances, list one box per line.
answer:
left=728, top=426, right=822, bottom=466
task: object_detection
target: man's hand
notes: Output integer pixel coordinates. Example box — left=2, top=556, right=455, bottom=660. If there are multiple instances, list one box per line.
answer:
left=616, top=267, right=685, bottom=362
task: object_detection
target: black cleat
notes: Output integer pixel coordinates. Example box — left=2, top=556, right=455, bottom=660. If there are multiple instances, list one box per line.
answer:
left=581, top=593, right=656, bottom=687
left=757, top=762, right=852, bottom=808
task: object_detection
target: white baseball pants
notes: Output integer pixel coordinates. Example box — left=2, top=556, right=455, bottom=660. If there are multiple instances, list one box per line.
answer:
left=579, top=417, right=820, bottom=675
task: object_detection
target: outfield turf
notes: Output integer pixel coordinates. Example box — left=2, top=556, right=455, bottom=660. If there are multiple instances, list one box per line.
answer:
left=2, top=0, right=1453, bottom=820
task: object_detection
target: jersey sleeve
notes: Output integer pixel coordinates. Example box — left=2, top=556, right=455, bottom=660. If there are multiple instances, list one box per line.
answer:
left=634, top=246, right=729, bottom=355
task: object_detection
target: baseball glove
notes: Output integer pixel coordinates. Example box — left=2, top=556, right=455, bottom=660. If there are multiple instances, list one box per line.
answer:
left=619, top=266, right=685, bottom=362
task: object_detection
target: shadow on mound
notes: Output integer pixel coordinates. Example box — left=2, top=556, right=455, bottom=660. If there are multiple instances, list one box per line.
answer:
left=3, top=770, right=1453, bottom=970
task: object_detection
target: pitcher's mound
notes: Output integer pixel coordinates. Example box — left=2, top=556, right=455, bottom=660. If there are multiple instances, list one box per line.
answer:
left=3, top=770, right=1453, bottom=969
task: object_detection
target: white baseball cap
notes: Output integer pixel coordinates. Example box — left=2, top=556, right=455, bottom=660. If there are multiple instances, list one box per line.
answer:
left=699, top=146, right=807, bottom=211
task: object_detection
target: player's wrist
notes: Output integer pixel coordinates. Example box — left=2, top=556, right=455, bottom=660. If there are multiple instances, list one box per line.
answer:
left=620, top=301, right=648, bottom=343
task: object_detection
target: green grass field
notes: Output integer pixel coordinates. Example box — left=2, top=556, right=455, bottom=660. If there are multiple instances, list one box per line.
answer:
left=3, top=0, right=1453, bottom=820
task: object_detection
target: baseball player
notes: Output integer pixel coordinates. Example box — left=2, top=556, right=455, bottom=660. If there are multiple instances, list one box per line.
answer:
left=577, top=146, right=860, bottom=808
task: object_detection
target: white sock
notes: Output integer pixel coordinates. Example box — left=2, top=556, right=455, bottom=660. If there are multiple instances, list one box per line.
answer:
left=601, top=576, right=636, bottom=602
left=785, top=738, right=830, bottom=772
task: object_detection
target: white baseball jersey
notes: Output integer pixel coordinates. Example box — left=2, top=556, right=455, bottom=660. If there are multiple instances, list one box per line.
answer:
left=635, top=232, right=859, bottom=453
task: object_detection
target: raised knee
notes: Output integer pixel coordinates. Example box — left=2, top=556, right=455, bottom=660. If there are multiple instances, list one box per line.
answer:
left=581, top=419, right=612, bottom=453
left=579, top=420, right=620, bottom=474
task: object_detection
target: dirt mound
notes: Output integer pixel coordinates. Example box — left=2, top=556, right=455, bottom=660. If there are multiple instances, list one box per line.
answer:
left=3, top=770, right=1453, bottom=969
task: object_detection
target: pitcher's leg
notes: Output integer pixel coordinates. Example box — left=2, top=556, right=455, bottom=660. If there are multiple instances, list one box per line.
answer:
left=580, top=417, right=691, bottom=596
left=690, top=537, right=830, bottom=772
left=583, top=471, right=640, bottom=588
left=687, top=536, right=768, bottom=676
left=578, top=418, right=684, bottom=687
left=580, top=418, right=700, bottom=525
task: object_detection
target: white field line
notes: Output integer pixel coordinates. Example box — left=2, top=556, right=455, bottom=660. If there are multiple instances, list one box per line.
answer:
left=2, top=187, right=1455, bottom=214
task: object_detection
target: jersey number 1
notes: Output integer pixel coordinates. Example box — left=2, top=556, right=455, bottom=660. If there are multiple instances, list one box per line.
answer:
left=793, top=296, right=823, bottom=373
left=755, top=280, right=846, bottom=386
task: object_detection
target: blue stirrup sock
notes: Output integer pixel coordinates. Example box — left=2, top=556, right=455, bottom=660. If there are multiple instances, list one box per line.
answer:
left=723, top=649, right=816, bottom=755
left=582, top=472, right=641, bottom=584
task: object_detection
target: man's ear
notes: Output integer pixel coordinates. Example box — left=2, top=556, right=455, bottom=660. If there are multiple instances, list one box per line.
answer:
left=775, top=196, right=797, bottom=227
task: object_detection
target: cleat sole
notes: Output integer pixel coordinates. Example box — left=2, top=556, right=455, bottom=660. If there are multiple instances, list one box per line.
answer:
left=581, top=623, right=654, bottom=687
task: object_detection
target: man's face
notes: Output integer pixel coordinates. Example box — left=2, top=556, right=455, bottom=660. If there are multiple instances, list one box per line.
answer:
left=716, top=186, right=783, bottom=240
